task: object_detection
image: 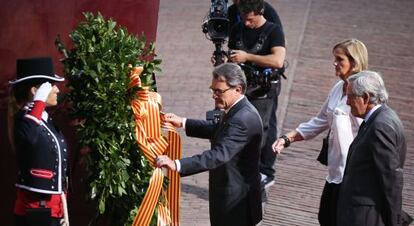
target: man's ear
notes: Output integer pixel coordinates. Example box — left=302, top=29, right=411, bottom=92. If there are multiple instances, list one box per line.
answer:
left=235, top=85, right=242, bottom=93
left=362, top=91, right=370, bottom=104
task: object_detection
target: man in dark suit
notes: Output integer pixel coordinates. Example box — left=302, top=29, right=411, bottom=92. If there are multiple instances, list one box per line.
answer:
left=156, top=63, right=263, bottom=226
left=337, top=70, right=412, bottom=226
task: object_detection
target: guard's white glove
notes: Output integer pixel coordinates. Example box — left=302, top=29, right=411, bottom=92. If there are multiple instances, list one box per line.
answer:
left=33, top=82, right=52, bottom=102
left=60, top=218, right=69, bottom=226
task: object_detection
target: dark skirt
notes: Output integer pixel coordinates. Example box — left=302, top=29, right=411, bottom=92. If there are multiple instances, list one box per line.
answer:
left=318, top=181, right=341, bottom=226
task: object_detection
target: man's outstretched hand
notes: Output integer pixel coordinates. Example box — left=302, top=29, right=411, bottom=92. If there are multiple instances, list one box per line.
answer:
left=156, top=155, right=177, bottom=171
left=164, top=113, right=183, bottom=128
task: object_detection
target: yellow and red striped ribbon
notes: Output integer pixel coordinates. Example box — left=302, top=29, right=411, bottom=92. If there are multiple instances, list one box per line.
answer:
left=165, top=128, right=181, bottom=225
left=160, top=115, right=182, bottom=225
left=129, top=66, right=181, bottom=226
left=133, top=168, right=164, bottom=226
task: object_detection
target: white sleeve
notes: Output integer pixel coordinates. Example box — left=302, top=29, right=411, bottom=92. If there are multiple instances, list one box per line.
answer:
left=174, top=159, right=181, bottom=172
left=182, top=118, right=187, bottom=129
left=296, top=97, right=330, bottom=140
left=296, top=81, right=343, bottom=140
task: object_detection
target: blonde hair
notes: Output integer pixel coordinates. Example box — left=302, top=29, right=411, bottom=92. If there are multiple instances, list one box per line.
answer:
left=333, top=38, right=368, bottom=74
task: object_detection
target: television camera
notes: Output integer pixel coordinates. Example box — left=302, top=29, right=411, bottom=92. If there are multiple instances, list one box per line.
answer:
left=202, top=0, right=229, bottom=123
left=202, top=0, right=229, bottom=66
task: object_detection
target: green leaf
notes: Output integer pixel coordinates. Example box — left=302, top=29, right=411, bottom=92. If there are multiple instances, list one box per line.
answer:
left=99, top=198, right=106, bottom=213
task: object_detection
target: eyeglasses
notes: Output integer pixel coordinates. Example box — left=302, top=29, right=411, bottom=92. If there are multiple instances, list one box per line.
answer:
left=209, top=87, right=232, bottom=95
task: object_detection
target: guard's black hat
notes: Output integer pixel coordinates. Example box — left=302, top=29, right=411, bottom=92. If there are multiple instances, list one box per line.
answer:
left=9, top=57, right=64, bottom=85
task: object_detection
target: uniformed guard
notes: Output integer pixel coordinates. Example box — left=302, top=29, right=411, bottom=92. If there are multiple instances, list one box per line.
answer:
left=8, top=57, right=69, bottom=226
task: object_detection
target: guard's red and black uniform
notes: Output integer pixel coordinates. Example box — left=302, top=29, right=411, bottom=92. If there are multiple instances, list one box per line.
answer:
left=13, top=102, right=69, bottom=220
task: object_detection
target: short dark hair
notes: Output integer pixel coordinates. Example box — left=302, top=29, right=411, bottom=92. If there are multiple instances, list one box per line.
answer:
left=238, top=0, right=265, bottom=15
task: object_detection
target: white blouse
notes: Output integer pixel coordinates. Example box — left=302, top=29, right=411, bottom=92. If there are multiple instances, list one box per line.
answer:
left=296, top=80, right=362, bottom=184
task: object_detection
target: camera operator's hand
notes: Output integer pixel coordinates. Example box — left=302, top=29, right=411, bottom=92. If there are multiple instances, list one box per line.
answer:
left=164, top=113, right=184, bottom=128
left=229, top=50, right=248, bottom=64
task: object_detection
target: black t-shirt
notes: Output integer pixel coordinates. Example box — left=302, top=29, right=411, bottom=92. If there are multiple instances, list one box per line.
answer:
left=227, top=1, right=283, bottom=31
left=228, top=21, right=285, bottom=60
left=228, top=21, right=285, bottom=97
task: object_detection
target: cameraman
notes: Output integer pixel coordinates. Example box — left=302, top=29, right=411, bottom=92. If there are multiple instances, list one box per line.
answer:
left=228, top=0, right=286, bottom=191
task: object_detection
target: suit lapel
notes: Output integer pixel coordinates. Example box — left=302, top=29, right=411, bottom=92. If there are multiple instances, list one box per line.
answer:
left=224, top=97, right=247, bottom=120
left=357, top=105, right=386, bottom=135
left=213, top=97, right=247, bottom=141
left=345, top=105, right=387, bottom=171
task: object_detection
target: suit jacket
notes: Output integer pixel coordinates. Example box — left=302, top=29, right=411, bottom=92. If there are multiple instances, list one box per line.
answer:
left=180, top=97, right=263, bottom=226
left=337, top=105, right=408, bottom=226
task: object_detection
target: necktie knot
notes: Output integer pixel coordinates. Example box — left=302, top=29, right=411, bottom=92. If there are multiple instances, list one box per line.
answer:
left=358, top=121, right=366, bottom=133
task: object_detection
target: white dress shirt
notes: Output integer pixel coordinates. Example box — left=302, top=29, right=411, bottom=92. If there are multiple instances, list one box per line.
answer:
left=364, top=104, right=382, bottom=122
left=296, top=80, right=362, bottom=184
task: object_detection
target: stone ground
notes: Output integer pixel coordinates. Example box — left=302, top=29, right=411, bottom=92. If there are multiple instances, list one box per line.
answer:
left=155, top=0, right=414, bottom=225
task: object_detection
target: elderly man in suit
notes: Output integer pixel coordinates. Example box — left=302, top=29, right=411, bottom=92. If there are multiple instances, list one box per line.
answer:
left=156, top=63, right=263, bottom=226
left=337, top=70, right=412, bottom=226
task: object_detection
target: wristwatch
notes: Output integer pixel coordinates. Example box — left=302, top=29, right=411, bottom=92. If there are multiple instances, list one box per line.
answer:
left=280, top=135, right=291, bottom=148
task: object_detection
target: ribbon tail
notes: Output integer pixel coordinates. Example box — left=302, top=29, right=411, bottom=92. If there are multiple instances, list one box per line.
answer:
left=166, top=130, right=182, bottom=226
left=133, top=168, right=164, bottom=226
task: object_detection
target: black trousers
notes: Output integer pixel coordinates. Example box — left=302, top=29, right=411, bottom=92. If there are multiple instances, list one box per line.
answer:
left=247, top=82, right=280, bottom=179
left=15, top=215, right=61, bottom=226
left=318, top=181, right=341, bottom=226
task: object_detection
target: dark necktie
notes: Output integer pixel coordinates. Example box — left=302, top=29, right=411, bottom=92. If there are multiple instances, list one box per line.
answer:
left=358, top=121, right=366, bottom=134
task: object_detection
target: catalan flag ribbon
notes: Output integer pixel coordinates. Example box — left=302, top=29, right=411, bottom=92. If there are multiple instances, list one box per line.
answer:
left=129, top=66, right=181, bottom=226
